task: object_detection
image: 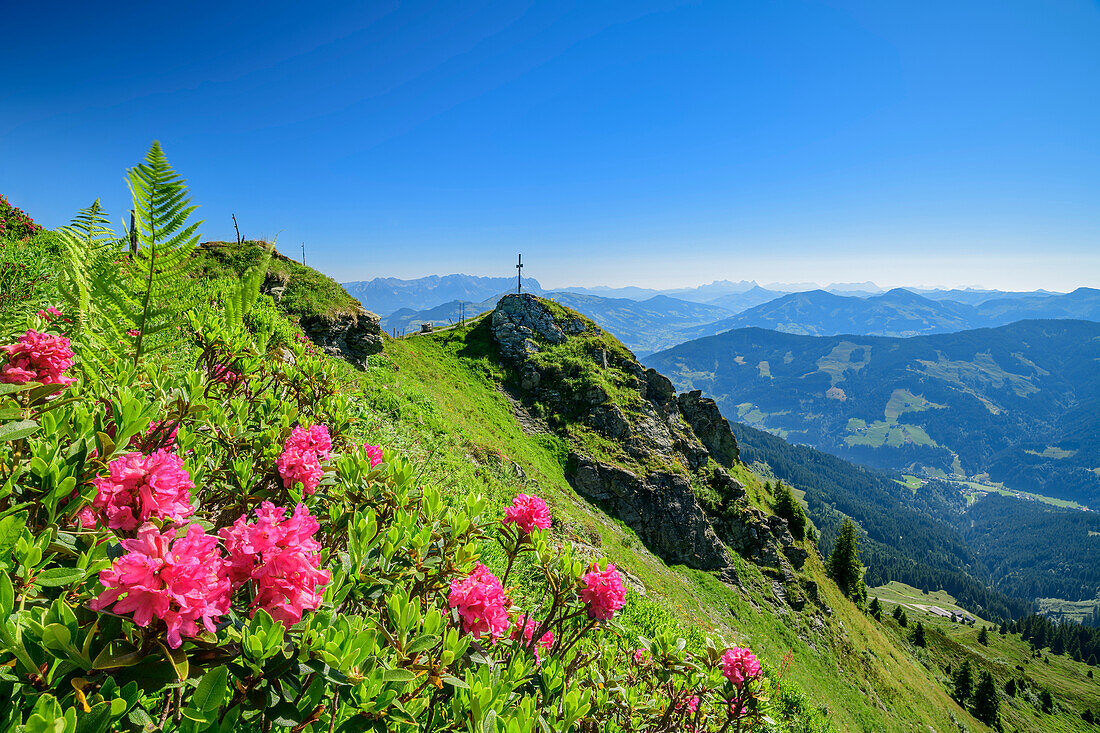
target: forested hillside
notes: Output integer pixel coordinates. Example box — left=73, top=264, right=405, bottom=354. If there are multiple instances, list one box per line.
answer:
left=648, top=321, right=1100, bottom=506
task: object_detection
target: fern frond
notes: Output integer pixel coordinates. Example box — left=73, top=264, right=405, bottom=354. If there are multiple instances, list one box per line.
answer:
left=123, top=141, right=203, bottom=363
left=56, top=199, right=118, bottom=335
left=224, top=241, right=275, bottom=331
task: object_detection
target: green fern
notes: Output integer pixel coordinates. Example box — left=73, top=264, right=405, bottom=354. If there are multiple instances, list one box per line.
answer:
left=96, top=141, right=203, bottom=362
left=224, top=240, right=274, bottom=331
left=56, top=199, right=117, bottom=335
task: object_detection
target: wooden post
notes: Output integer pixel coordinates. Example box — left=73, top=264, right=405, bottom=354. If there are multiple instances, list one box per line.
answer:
left=129, top=210, right=138, bottom=256
left=232, top=214, right=242, bottom=244
left=302, top=242, right=306, bottom=266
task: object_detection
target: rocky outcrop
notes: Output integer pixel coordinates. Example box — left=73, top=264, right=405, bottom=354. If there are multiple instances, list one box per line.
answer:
left=299, top=307, right=383, bottom=366
left=491, top=294, right=570, bottom=361
left=678, top=390, right=739, bottom=466
left=569, top=453, right=735, bottom=580
left=489, top=294, right=808, bottom=600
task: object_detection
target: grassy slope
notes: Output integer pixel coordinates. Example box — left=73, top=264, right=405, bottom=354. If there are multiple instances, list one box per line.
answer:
left=192, top=241, right=363, bottom=318
left=344, top=314, right=991, bottom=732
left=871, top=582, right=1100, bottom=732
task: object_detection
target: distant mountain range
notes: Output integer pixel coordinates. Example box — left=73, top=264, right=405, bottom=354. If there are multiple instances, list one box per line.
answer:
left=680, top=287, right=1100, bottom=339
left=381, top=291, right=734, bottom=355
left=343, top=274, right=544, bottom=315
left=647, top=319, right=1100, bottom=508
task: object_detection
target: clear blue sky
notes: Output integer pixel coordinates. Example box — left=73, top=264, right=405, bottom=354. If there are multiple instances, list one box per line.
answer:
left=3, top=1, right=1098, bottom=291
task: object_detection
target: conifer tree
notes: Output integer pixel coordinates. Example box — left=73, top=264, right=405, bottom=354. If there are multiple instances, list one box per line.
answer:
left=869, top=597, right=883, bottom=621
left=827, top=518, right=866, bottom=604
left=913, top=621, right=927, bottom=647
left=978, top=626, right=989, bottom=646
left=951, top=659, right=974, bottom=704
left=899, top=609, right=909, bottom=627
left=972, top=671, right=999, bottom=727
left=774, top=481, right=808, bottom=541
left=1004, top=678, right=1017, bottom=697
left=1039, top=688, right=1053, bottom=714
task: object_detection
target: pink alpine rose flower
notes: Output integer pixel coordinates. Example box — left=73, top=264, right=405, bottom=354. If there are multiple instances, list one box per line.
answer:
left=219, top=502, right=330, bottom=625
left=0, top=329, right=75, bottom=385
left=276, top=424, right=332, bottom=494
left=448, top=563, right=510, bottom=640
left=502, top=494, right=551, bottom=534
left=91, top=450, right=195, bottom=531
left=510, top=614, right=554, bottom=661
left=721, top=647, right=762, bottom=689
left=90, top=523, right=230, bottom=648
left=364, top=443, right=383, bottom=468
left=579, top=562, right=627, bottom=620
left=36, top=307, right=63, bottom=322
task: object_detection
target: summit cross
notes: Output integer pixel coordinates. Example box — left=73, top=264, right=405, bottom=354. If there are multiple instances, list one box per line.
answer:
left=516, top=254, right=523, bottom=294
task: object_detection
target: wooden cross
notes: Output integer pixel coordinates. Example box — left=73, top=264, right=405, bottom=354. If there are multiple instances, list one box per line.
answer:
left=516, top=254, right=523, bottom=294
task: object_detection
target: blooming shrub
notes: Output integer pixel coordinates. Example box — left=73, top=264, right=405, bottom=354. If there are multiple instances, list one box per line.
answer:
left=221, top=502, right=330, bottom=624
left=449, top=562, right=510, bottom=639
left=0, top=157, right=778, bottom=732
left=364, top=442, right=383, bottom=467
left=89, top=523, right=231, bottom=648
left=0, top=193, right=42, bottom=241
left=276, top=424, right=331, bottom=493
left=580, top=561, right=628, bottom=620
left=503, top=492, right=552, bottom=534
left=91, top=449, right=195, bottom=530
left=0, top=328, right=75, bottom=385
left=722, top=646, right=763, bottom=689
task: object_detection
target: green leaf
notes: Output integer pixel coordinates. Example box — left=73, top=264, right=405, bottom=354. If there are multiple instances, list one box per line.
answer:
left=483, top=709, right=497, bottom=733
left=0, top=572, right=13, bottom=618
left=0, top=419, right=39, bottom=443
left=191, top=665, right=229, bottom=712
left=36, top=566, right=86, bottom=588
left=92, top=641, right=146, bottom=670
left=381, top=668, right=416, bottom=683
left=0, top=511, right=27, bottom=560
left=157, top=641, right=189, bottom=681
left=441, top=674, right=469, bottom=689
left=406, top=634, right=440, bottom=655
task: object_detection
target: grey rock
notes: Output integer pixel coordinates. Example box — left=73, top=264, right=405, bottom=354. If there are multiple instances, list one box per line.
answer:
left=491, top=294, right=567, bottom=362
left=299, top=306, right=384, bottom=367
left=677, top=390, right=740, bottom=466
left=568, top=453, right=735, bottom=579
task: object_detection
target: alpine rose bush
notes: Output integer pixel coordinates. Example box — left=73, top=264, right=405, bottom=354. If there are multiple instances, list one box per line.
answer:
left=511, top=613, right=554, bottom=661
left=449, top=562, right=510, bottom=640
left=721, top=646, right=762, bottom=689
left=579, top=561, right=627, bottom=620
left=220, top=502, right=330, bottom=624
left=503, top=493, right=552, bottom=534
left=91, top=449, right=196, bottom=531
left=89, top=523, right=231, bottom=648
left=276, top=424, right=332, bottom=494
left=0, top=329, right=75, bottom=385
left=364, top=443, right=383, bottom=467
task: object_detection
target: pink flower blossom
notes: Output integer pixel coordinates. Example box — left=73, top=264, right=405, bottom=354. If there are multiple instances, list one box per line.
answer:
left=74, top=506, right=99, bottom=529
left=126, top=329, right=141, bottom=338
left=448, top=563, right=510, bottom=640
left=510, top=614, right=554, bottom=660
left=36, top=307, right=63, bottom=322
left=286, top=425, right=331, bottom=457
left=91, top=450, right=195, bottom=532
left=277, top=425, right=331, bottom=494
left=579, top=562, right=626, bottom=621
left=90, top=523, right=230, bottom=648
left=0, top=329, right=75, bottom=385
left=633, top=648, right=650, bottom=665
left=502, top=494, right=551, bottom=534
left=210, top=364, right=243, bottom=387
left=219, top=502, right=330, bottom=625
left=676, top=695, right=700, bottom=714
left=721, top=647, right=762, bottom=689
left=364, top=443, right=383, bottom=468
